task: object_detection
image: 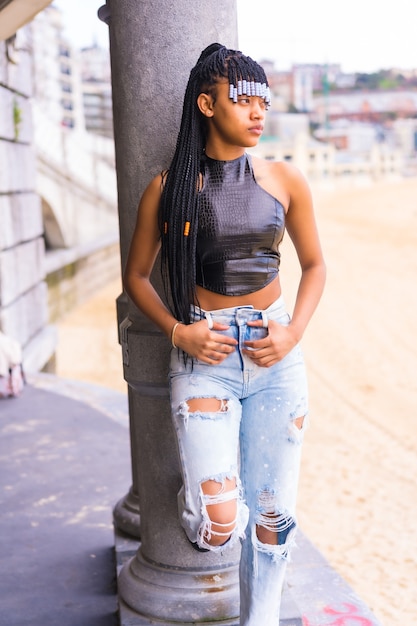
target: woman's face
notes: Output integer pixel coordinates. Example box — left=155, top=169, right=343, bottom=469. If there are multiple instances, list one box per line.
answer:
left=198, top=80, right=267, bottom=150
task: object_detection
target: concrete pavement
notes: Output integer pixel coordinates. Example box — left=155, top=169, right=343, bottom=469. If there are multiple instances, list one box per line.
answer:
left=0, top=375, right=130, bottom=626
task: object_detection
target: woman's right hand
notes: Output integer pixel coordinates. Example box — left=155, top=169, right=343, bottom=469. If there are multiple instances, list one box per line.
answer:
left=173, top=320, right=237, bottom=364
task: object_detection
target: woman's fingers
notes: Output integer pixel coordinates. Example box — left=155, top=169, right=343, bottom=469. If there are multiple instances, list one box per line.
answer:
left=177, top=320, right=236, bottom=363
left=243, top=319, right=297, bottom=366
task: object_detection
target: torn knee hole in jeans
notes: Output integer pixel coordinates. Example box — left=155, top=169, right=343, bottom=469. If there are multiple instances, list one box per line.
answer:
left=196, top=474, right=249, bottom=550
left=254, top=489, right=297, bottom=560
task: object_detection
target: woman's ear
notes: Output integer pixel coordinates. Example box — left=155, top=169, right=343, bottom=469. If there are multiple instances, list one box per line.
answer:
left=197, top=92, right=214, bottom=118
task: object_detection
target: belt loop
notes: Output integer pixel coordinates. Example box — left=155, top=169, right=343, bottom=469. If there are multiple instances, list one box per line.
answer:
left=261, top=311, right=268, bottom=328
left=205, top=312, right=214, bottom=330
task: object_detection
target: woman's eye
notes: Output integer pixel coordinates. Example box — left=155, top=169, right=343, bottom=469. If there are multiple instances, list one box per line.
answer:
left=236, top=97, right=268, bottom=109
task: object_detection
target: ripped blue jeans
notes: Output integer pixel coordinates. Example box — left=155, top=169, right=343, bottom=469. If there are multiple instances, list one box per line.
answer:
left=169, top=296, right=308, bottom=626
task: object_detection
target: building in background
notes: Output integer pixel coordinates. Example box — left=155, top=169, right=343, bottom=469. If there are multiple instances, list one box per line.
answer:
left=258, top=59, right=417, bottom=182
left=292, top=65, right=314, bottom=112
left=31, top=7, right=113, bottom=137
left=32, top=5, right=85, bottom=130
left=80, top=44, right=113, bottom=138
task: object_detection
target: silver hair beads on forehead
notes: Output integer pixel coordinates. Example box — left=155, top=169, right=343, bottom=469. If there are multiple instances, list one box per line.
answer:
left=229, top=80, right=271, bottom=108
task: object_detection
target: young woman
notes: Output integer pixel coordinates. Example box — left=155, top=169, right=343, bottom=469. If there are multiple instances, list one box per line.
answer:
left=124, top=43, right=326, bottom=626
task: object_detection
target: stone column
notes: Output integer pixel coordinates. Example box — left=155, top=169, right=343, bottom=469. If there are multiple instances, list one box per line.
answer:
left=104, top=0, right=242, bottom=622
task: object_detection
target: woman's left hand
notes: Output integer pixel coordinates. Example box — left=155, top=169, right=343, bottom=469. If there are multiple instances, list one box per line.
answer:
left=242, top=319, right=298, bottom=367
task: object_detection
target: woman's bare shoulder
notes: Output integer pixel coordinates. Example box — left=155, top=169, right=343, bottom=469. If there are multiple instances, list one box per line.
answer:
left=250, top=155, right=309, bottom=210
left=139, top=171, right=166, bottom=204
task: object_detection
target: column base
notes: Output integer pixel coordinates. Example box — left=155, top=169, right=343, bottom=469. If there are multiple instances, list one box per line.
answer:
left=114, top=528, right=304, bottom=625
left=118, top=548, right=239, bottom=623
left=113, top=486, right=141, bottom=538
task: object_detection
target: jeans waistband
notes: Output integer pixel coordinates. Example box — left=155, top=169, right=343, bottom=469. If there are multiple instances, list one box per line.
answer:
left=192, top=295, right=285, bottom=329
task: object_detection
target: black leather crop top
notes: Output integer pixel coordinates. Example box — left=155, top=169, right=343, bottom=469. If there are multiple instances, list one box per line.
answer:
left=196, top=153, right=286, bottom=296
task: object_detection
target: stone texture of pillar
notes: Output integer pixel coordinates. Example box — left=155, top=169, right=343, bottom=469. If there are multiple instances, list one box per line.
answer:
left=105, top=0, right=242, bottom=621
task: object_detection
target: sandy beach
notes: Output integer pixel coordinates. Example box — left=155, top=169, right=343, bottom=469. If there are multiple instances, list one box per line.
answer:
left=55, top=176, right=417, bottom=626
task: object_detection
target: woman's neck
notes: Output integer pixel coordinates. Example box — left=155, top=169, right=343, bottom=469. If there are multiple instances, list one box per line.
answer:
left=204, top=141, right=245, bottom=162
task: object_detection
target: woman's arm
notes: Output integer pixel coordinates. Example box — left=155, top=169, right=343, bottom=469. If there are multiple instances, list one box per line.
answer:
left=283, top=162, right=326, bottom=342
left=244, top=162, right=326, bottom=367
left=123, top=175, right=177, bottom=338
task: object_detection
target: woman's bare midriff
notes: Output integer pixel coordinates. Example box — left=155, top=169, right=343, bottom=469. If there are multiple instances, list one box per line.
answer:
left=195, top=276, right=282, bottom=311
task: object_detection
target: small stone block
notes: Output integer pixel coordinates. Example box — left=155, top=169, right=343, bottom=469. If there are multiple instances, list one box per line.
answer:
left=114, top=527, right=140, bottom=568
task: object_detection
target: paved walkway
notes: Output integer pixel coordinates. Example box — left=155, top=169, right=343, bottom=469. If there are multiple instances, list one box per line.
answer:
left=0, top=375, right=130, bottom=626
left=0, top=375, right=382, bottom=626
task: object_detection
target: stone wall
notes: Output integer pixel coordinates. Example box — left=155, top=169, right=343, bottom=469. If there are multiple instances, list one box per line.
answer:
left=0, top=27, right=123, bottom=377
left=0, top=30, right=54, bottom=371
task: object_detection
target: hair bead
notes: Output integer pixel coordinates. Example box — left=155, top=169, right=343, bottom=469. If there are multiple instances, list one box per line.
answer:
left=228, top=77, right=271, bottom=107
left=183, top=221, right=190, bottom=236
left=266, top=86, right=271, bottom=105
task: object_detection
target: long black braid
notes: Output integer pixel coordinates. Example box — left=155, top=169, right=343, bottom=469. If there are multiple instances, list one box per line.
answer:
left=159, top=43, right=270, bottom=324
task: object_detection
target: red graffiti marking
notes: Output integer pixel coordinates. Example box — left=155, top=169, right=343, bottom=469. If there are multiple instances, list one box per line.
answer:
left=303, top=602, right=373, bottom=625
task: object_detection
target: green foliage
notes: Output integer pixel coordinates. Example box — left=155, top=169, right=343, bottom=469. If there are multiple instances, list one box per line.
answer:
left=353, top=70, right=411, bottom=91
left=12, top=99, right=23, bottom=140
left=287, top=103, right=299, bottom=113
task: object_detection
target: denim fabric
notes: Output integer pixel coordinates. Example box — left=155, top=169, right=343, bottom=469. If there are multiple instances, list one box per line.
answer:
left=169, top=296, right=308, bottom=626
